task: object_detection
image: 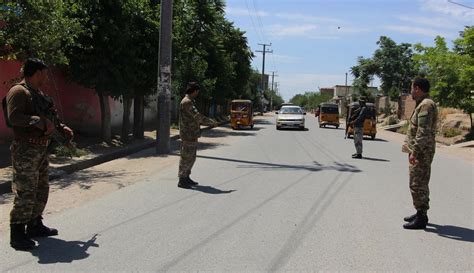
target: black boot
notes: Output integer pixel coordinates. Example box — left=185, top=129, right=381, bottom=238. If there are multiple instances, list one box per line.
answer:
left=187, top=177, right=199, bottom=186
left=403, top=213, right=417, bottom=222
left=10, top=224, right=36, bottom=250
left=352, top=153, right=362, bottom=159
left=178, top=177, right=193, bottom=189
left=403, top=210, right=428, bottom=229
left=27, top=216, right=58, bottom=238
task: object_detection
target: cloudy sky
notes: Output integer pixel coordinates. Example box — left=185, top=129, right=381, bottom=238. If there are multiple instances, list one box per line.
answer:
left=224, top=0, right=474, bottom=101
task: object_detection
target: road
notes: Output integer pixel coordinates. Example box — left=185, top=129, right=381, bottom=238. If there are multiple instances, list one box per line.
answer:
left=1, top=114, right=473, bottom=272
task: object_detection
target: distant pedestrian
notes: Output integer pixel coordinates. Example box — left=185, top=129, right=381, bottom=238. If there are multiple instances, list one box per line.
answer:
left=349, top=97, right=368, bottom=159
left=402, top=77, right=438, bottom=229
left=178, top=82, right=217, bottom=189
left=5, top=58, right=74, bottom=250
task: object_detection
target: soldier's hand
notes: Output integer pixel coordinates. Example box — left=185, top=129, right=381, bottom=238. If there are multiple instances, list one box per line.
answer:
left=409, top=153, right=419, bottom=165
left=62, top=126, right=74, bottom=141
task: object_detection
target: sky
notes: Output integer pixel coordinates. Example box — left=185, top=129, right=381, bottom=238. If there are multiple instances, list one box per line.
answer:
left=223, top=0, right=474, bottom=101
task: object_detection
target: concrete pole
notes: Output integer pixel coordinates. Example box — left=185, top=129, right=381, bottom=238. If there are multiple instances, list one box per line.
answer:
left=156, top=0, right=173, bottom=154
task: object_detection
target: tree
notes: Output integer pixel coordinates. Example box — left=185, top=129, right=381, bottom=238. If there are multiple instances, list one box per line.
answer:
left=0, top=1, right=82, bottom=64
left=414, top=27, right=474, bottom=129
left=290, top=92, right=332, bottom=110
left=351, top=36, right=417, bottom=100
left=65, top=0, right=160, bottom=142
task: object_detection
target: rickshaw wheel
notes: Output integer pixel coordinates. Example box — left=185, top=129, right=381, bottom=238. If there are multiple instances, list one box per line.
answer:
left=250, top=124, right=254, bottom=129
left=371, top=134, right=376, bottom=140
left=336, top=125, right=339, bottom=129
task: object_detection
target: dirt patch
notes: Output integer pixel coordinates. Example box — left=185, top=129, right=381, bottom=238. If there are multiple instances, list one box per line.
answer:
left=380, top=108, right=472, bottom=146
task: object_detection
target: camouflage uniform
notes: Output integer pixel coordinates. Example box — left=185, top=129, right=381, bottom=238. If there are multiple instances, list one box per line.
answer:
left=6, top=82, right=53, bottom=224
left=352, top=105, right=367, bottom=155
left=404, top=95, right=438, bottom=212
left=10, top=141, right=49, bottom=224
left=178, top=95, right=215, bottom=178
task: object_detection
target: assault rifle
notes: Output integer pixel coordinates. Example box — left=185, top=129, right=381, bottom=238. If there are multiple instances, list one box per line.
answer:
left=28, top=87, right=72, bottom=150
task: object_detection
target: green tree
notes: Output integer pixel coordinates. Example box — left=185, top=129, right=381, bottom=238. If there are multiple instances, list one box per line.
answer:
left=65, top=0, right=160, bottom=142
left=290, top=92, right=332, bottom=110
left=351, top=36, right=417, bottom=100
left=0, top=0, right=82, bottom=64
left=414, top=27, right=474, bottom=128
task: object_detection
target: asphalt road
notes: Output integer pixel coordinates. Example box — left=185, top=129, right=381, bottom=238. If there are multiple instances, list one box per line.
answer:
left=1, top=114, right=473, bottom=272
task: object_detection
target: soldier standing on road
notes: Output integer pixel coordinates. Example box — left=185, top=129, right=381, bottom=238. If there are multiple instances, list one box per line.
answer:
left=5, top=58, right=74, bottom=250
left=402, top=77, right=438, bottom=230
left=178, top=82, right=217, bottom=189
left=349, top=97, right=368, bottom=159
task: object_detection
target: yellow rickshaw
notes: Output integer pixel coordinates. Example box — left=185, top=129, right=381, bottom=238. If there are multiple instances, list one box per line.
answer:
left=230, top=99, right=254, bottom=130
left=318, top=103, right=340, bottom=128
left=346, top=102, right=377, bottom=140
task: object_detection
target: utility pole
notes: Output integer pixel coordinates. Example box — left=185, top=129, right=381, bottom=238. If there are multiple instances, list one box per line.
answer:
left=270, top=71, right=277, bottom=111
left=256, top=43, right=272, bottom=114
left=156, top=0, right=173, bottom=154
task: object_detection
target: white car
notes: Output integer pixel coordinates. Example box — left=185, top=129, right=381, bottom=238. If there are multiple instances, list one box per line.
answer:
left=276, top=106, right=306, bottom=130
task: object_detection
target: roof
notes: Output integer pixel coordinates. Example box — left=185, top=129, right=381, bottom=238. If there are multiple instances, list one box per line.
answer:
left=349, top=102, right=375, bottom=107
left=320, top=103, right=338, bottom=107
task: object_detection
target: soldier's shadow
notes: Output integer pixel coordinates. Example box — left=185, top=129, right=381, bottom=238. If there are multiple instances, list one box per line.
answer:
left=31, top=234, right=99, bottom=264
left=190, top=185, right=236, bottom=194
left=424, top=223, right=474, bottom=243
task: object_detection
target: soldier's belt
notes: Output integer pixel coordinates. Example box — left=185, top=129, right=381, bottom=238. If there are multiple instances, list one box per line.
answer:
left=15, top=137, right=50, bottom=146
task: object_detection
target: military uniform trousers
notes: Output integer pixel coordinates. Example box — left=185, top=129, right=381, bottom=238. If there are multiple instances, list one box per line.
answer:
left=409, top=149, right=434, bottom=212
left=10, top=140, right=50, bottom=224
left=353, top=127, right=364, bottom=154
left=179, top=141, right=198, bottom=178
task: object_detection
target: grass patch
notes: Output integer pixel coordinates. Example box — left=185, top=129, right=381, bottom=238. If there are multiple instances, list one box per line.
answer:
left=442, top=128, right=462, bottom=138
left=53, top=145, right=89, bottom=158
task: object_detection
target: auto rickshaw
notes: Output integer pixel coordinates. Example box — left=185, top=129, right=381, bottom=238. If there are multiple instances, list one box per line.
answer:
left=317, top=103, right=340, bottom=128
left=230, top=99, right=254, bottom=130
left=346, top=102, right=377, bottom=140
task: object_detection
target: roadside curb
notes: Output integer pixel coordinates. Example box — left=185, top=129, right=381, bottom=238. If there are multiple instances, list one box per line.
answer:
left=0, top=122, right=227, bottom=195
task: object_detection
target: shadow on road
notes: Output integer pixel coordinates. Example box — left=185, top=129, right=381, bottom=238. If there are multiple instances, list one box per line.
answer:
left=197, top=155, right=361, bottom=173
left=362, top=156, right=390, bottom=162
left=202, top=128, right=257, bottom=138
left=188, top=185, right=236, bottom=194
left=277, top=128, right=310, bottom=132
left=425, top=223, right=474, bottom=243
left=31, top=234, right=99, bottom=264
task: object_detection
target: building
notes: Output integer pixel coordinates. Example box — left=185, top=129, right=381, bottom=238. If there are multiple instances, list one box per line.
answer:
left=319, top=87, right=334, bottom=97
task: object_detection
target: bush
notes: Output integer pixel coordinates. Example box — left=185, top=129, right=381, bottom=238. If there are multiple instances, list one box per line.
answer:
left=443, top=128, right=462, bottom=138
left=53, top=145, right=89, bottom=158
left=384, top=115, right=399, bottom=126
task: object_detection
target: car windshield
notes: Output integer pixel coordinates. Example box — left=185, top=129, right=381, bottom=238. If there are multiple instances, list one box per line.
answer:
left=280, top=107, right=303, bottom=114
left=231, top=102, right=249, bottom=111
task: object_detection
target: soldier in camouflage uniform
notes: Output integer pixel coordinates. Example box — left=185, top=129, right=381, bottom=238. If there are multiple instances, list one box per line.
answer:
left=402, top=77, right=438, bottom=230
left=349, top=98, right=368, bottom=159
left=5, top=58, right=74, bottom=250
left=178, top=82, right=217, bottom=189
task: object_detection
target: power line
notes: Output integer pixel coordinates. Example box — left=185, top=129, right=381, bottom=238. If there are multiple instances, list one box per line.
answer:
left=252, top=0, right=268, bottom=42
left=447, top=0, right=474, bottom=9
left=245, top=0, right=264, bottom=42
